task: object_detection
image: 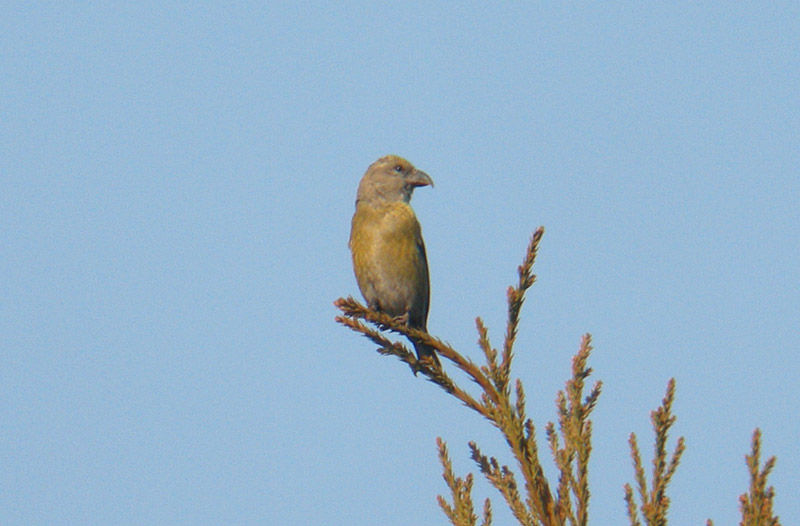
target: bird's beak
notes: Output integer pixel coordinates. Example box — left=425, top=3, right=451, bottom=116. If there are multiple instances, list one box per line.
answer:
left=408, top=169, right=434, bottom=188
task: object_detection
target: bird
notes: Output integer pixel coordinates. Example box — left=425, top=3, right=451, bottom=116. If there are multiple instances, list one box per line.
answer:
left=349, top=155, right=440, bottom=367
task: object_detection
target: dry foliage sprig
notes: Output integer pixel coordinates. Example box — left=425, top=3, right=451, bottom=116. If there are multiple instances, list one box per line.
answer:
left=737, top=428, right=781, bottom=526
left=706, top=429, right=781, bottom=526
left=336, top=227, right=602, bottom=526
left=437, top=437, right=492, bottom=526
left=624, top=379, right=686, bottom=526
left=545, top=336, right=601, bottom=526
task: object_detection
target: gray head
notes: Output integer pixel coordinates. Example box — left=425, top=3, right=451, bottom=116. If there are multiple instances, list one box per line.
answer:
left=355, top=155, right=433, bottom=206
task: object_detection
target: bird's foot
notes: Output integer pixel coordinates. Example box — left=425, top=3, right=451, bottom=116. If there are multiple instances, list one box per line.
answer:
left=392, top=313, right=410, bottom=325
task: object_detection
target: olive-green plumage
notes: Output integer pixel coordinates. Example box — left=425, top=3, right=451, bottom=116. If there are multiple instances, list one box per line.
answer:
left=349, top=155, right=439, bottom=366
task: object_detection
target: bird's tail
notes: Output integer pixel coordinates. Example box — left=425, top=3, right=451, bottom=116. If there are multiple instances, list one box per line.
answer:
left=413, top=340, right=441, bottom=368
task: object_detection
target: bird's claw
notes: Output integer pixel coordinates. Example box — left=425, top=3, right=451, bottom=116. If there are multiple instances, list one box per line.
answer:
left=392, top=313, right=410, bottom=325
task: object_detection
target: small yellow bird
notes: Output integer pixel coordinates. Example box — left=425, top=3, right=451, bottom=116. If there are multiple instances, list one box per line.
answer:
left=349, top=155, right=440, bottom=366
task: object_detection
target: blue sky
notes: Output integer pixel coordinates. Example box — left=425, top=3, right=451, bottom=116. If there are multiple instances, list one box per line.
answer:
left=2, top=3, right=798, bottom=525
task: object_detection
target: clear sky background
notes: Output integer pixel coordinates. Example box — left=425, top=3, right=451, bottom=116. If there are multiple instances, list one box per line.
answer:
left=2, top=3, right=798, bottom=525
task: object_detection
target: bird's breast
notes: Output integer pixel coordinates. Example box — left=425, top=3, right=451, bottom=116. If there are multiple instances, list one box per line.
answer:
left=349, top=202, right=427, bottom=316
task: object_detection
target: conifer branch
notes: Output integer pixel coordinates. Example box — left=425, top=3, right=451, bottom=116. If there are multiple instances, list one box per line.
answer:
left=624, top=379, right=685, bottom=526
left=336, top=227, right=782, bottom=526
left=738, top=428, right=781, bottom=526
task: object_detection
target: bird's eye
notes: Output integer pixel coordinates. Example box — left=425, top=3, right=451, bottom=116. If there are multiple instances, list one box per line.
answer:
left=394, top=165, right=403, bottom=173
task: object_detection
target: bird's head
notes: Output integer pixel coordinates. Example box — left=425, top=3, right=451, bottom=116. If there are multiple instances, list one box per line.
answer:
left=356, top=155, right=433, bottom=206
